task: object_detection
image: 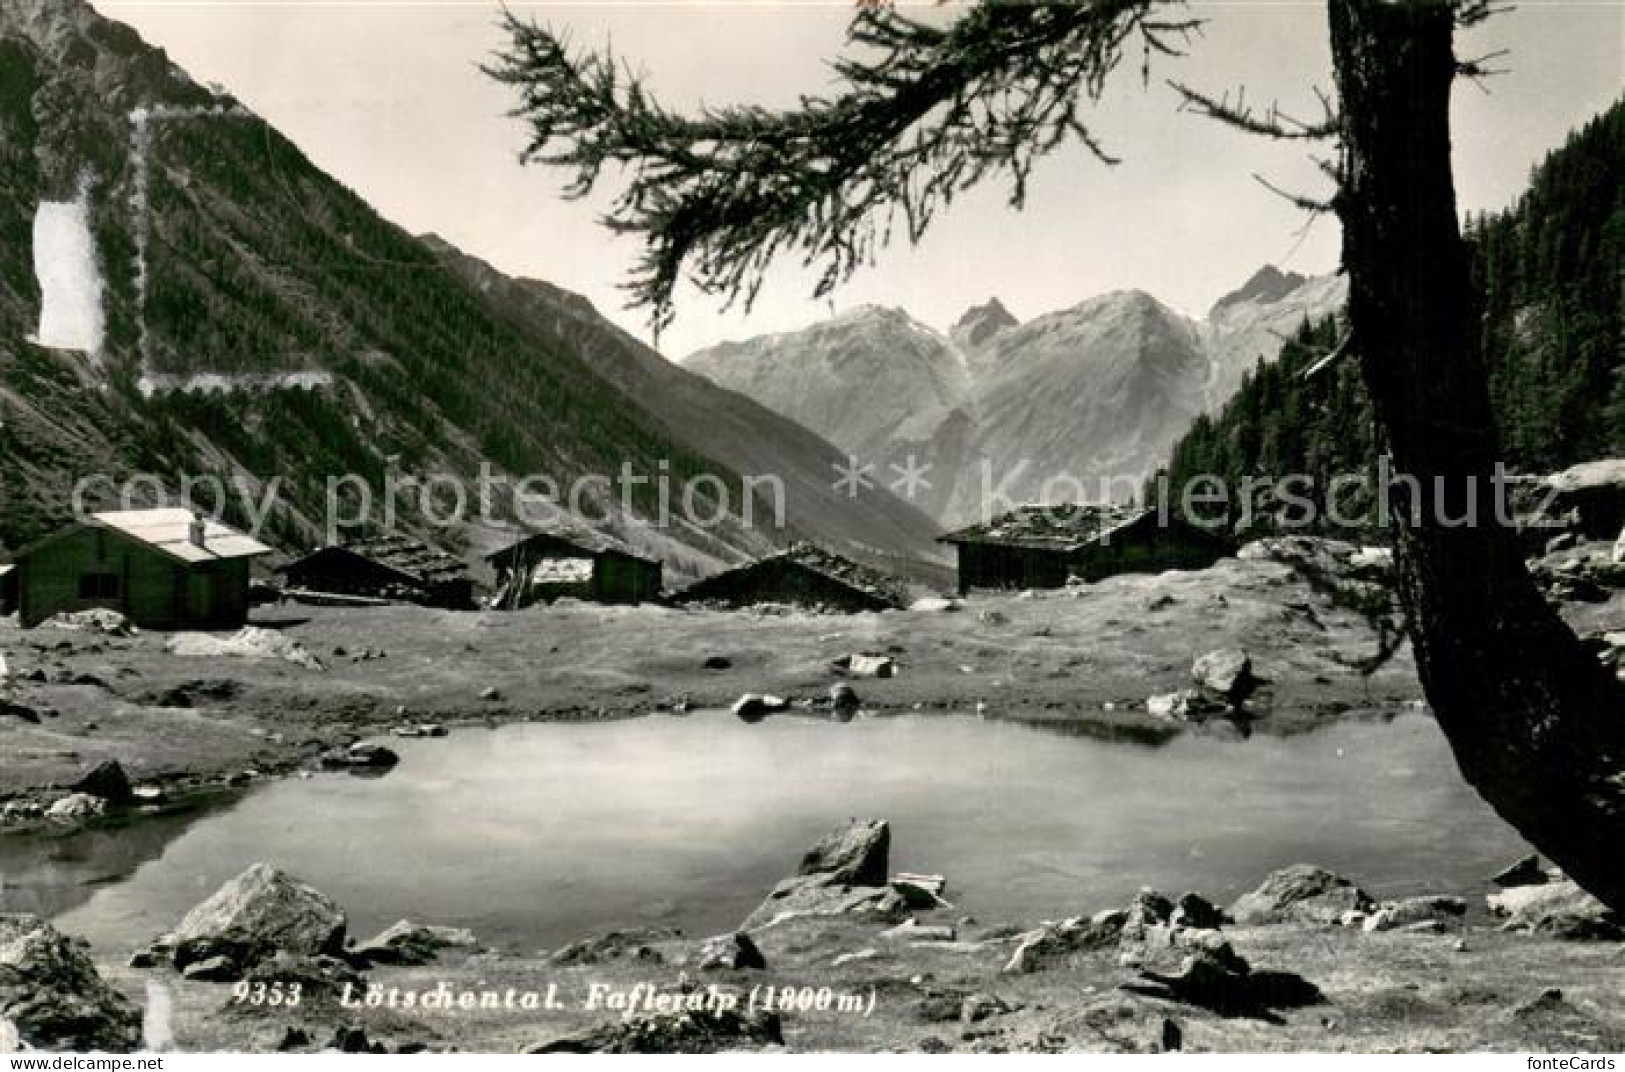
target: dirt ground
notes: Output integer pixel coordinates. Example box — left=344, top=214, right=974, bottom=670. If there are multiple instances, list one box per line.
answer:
left=95, top=846, right=1625, bottom=1054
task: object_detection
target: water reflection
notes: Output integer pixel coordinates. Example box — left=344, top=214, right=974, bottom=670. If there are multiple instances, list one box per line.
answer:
left=0, top=794, right=237, bottom=919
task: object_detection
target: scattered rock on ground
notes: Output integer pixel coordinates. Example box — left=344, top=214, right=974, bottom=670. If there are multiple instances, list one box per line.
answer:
left=741, top=875, right=908, bottom=931
left=798, top=819, right=890, bottom=886
left=1171, top=892, right=1228, bottom=930
left=1191, top=648, right=1257, bottom=705
left=243, top=952, right=365, bottom=997
left=1130, top=950, right=1323, bottom=1019
left=890, top=873, right=950, bottom=909
left=352, top=921, right=477, bottom=966
left=327, top=1026, right=387, bottom=1054
left=319, top=742, right=400, bottom=771
left=740, top=820, right=902, bottom=929
left=0, top=914, right=142, bottom=1051
left=1146, top=689, right=1228, bottom=723
left=731, top=694, right=789, bottom=723
left=1490, top=854, right=1549, bottom=889
left=695, top=932, right=766, bottom=972
left=1003, top=914, right=1124, bottom=974
left=45, top=793, right=105, bottom=823
left=960, top=993, right=1014, bottom=1024
left=828, top=683, right=860, bottom=716
left=0, top=699, right=42, bottom=724
left=180, top=955, right=241, bottom=982
left=45, top=610, right=136, bottom=637
left=882, top=920, right=956, bottom=942
left=551, top=928, right=676, bottom=966
left=1362, top=896, right=1467, bottom=933
left=391, top=723, right=448, bottom=739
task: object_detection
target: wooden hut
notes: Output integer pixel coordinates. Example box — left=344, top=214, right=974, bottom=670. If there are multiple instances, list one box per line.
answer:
left=281, top=536, right=475, bottom=609
left=939, top=504, right=1229, bottom=595
left=673, top=542, right=906, bottom=613
left=12, top=509, right=272, bottom=629
left=486, top=528, right=662, bottom=608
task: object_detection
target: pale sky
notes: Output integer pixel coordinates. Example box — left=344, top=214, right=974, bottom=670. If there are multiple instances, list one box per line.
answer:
left=103, top=0, right=1624, bottom=359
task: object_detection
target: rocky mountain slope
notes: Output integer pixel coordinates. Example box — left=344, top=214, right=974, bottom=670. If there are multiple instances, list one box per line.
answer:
left=0, top=0, right=941, bottom=579
left=685, top=268, right=1347, bottom=524
left=420, top=241, right=947, bottom=581
left=687, top=306, right=974, bottom=520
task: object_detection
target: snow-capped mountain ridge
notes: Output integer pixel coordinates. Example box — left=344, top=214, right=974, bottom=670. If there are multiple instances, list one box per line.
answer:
left=684, top=267, right=1347, bottom=524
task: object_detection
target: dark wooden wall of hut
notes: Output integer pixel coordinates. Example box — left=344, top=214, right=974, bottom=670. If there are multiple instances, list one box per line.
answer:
left=953, top=520, right=1227, bottom=593
left=18, top=528, right=250, bottom=630
left=1068, top=520, right=1228, bottom=582
left=593, top=552, right=663, bottom=604
left=283, top=549, right=414, bottom=600
left=953, top=543, right=1073, bottom=594
left=490, top=536, right=662, bottom=606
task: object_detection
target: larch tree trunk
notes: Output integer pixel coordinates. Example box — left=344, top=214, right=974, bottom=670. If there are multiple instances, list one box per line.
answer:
left=1327, top=0, right=1625, bottom=907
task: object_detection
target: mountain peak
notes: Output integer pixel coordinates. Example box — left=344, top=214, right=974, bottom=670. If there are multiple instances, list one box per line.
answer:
left=950, top=297, right=1019, bottom=352
left=1209, top=265, right=1310, bottom=317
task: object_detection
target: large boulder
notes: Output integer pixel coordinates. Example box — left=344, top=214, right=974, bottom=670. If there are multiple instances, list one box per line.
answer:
left=1361, top=895, right=1467, bottom=933
left=1146, top=689, right=1227, bottom=723
left=166, top=628, right=325, bottom=671
left=1490, top=854, right=1550, bottom=889
left=739, top=820, right=901, bottom=930
left=797, top=819, right=890, bottom=886
left=1229, top=865, right=1374, bottom=925
left=0, top=915, right=141, bottom=1052
left=172, top=864, right=347, bottom=973
left=1191, top=649, right=1256, bottom=705
left=1488, top=878, right=1621, bottom=941
left=1002, top=913, right=1124, bottom=974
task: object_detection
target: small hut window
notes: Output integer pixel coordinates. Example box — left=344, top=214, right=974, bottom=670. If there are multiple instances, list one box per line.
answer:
left=78, top=573, right=120, bottom=599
